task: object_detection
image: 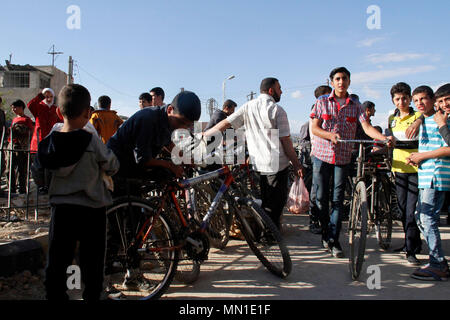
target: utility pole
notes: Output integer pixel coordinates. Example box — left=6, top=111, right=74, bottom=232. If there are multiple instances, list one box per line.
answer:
left=247, top=91, right=256, bottom=101
left=8, top=53, right=12, bottom=63
left=326, top=78, right=330, bottom=86
left=67, top=56, right=74, bottom=84
left=47, top=45, right=63, bottom=68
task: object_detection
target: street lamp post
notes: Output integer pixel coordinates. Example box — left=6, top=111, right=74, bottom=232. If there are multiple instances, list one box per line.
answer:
left=222, top=75, right=235, bottom=104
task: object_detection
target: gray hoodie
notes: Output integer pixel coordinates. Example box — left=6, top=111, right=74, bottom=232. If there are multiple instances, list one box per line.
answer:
left=32, top=129, right=119, bottom=208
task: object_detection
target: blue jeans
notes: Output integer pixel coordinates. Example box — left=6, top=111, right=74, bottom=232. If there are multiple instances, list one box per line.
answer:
left=415, top=188, right=446, bottom=268
left=311, top=157, right=349, bottom=243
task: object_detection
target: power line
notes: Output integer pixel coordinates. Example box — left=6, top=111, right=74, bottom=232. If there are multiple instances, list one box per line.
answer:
left=76, top=64, right=135, bottom=98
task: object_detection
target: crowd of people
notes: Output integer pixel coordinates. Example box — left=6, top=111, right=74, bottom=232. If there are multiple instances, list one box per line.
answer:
left=1, top=65, right=449, bottom=300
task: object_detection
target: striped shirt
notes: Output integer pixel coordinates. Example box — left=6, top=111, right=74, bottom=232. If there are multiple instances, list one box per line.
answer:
left=310, top=91, right=367, bottom=165
left=418, top=116, right=450, bottom=191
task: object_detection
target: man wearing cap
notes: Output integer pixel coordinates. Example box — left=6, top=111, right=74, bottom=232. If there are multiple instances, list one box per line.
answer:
left=105, top=91, right=201, bottom=294
left=107, top=90, right=201, bottom=181
left=27, top=88, right=62, bottom=153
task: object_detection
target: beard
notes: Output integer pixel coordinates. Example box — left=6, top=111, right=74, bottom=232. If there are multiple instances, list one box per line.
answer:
left=272, top=92, right=281, bottom=103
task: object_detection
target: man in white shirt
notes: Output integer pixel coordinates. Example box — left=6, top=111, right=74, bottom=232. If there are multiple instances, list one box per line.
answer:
left=204, top=77, right=303, bottom=229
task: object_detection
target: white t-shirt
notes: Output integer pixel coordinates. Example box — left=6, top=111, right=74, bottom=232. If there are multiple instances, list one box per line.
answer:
left=227, top=94, right=291, bottom=175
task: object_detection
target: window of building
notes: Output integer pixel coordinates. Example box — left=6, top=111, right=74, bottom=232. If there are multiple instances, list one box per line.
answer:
left=40, top=76, right=51, bottom=89
left=2, top=72, right=30, bottom=88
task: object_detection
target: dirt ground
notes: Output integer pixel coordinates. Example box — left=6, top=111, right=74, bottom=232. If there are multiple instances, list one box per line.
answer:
left=1, top=210, right=449, bottom=301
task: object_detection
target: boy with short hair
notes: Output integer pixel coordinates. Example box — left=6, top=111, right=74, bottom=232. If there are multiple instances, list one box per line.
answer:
left=387, top=82, right=422, bottom=265
left=32, top=84, right=119, bottom=300
left=406, top=85, right=450, bottom=281
left=8, top=100, right=34, bottom=194
left=310, top=67, right=393, bottom=258
left=90, top=95, right=123, bottom=144
left=139, top=92, right=152, bottom=109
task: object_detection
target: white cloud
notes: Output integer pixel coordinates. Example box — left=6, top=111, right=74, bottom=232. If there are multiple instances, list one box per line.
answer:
left=357, top=37, right=385, bottom=48
left=362, top=86, right=381, bottom=99
left=366, top=53, right=428, bottom=64
left=291, top=90, right=304, bottom=99
left=352, top=65, right=436, bottom=84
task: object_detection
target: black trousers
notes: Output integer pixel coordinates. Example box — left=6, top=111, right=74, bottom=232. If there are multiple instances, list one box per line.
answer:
left=395, top=172, right=421, bottom=255
left=259, top=167, right=289, bottom=229
left=45, top=204, right=107, bottom=300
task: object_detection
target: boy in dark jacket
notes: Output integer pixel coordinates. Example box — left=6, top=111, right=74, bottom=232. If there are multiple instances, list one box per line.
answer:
left=32, top=84, right=119, bottom=300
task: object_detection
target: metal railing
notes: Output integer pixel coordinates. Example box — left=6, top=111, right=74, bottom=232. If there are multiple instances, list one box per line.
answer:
left=0, top=127, right=50, bottom=222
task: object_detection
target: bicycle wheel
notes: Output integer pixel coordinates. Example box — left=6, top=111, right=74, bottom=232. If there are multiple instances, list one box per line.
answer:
left=194, top=182, right=231, bottom=250
left=105, top=197, right=178, bottom=300
left=348, top=180, right=368, bottom=281
left=234, top=198, right=292, bottom=278
left=148, top=195, right=201, bottom=285
left=375, top=175, right=393, bottom=250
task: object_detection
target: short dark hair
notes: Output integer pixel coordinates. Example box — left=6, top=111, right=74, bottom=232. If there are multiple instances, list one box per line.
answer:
left=150, top=87, right=165, bottom=101
left=58, top=84, right=91, bottom=120
left=223, top=99, right=237, bottom=110
left=98, top=95, right=111, bottom=109
left=412, top=85, right=435, bottom=100
left=260, top=77, right=279, bottom=93
left=435, top=83, right=450, bottom=99
left=314, top=85, right=332, bottom=98
left=11, top=99, right=26, bottom=109
left=350, top=94, right=360, bottom=102
left=139, top=92, right=152, bottom=102
left=330, top=67, right=351, bottom=80
left=361, top=101, right=375, bottom=111
left=390, top=82, right=411, bottom=99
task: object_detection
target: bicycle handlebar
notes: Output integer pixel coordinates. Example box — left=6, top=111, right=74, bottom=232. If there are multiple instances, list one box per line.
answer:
left=337, top=139, right=389, bottom=144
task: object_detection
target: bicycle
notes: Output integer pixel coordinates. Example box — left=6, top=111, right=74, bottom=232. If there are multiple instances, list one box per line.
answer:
left=105, top=164, right=292, bottom=300
left=339, top=139, right=393, bottom=280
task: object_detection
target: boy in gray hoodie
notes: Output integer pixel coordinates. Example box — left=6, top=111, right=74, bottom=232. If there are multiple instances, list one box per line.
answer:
left=32, top=84, right=119, bottom=300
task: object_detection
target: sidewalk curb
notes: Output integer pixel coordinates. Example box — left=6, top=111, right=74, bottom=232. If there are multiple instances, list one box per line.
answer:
left=0, top=234, right=48, bottom=277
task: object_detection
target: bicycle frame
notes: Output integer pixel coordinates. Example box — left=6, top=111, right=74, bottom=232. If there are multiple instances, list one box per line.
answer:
left=136, top=165, right=236, bottom=253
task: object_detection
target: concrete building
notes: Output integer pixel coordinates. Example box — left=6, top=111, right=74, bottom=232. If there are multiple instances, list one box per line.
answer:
left=0, top=61, right=68, bottom=119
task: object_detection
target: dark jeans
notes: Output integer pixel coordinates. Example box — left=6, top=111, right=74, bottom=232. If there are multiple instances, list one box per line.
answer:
left=8, top=151, right=28, bottom=193
left=312, top=157, right=349, bottom=243
left=259, top=167, right=289, bottom=229
left=45, top=204, right=107, bottom=301
left=395, top=172, right=421, bottom=255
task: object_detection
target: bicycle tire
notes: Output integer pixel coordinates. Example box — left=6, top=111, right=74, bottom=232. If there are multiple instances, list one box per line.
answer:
left=105, top=197, right=178, bottom=300
left=234, top=198, right=292, bottom=278
left=348, top=180, right=368, bottom=281
left=375, top=175, right=393, bottom=250
left=147, top=195, right=202, bottom=285
left=194, top=182, right=230, bottom=250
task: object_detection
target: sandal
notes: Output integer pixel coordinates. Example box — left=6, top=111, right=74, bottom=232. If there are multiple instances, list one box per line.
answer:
left=411, top=265, right=449, bottom=281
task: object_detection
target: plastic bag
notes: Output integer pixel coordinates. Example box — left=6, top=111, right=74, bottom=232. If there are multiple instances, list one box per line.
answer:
left=286, top=176, right=310, bottom=214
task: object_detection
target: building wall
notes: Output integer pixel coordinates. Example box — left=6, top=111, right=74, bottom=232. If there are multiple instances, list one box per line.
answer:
left=0, top=66, right=68, bottom=120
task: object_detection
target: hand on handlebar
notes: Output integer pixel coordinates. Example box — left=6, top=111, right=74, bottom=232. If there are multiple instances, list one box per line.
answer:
left=329, top=133, right=341, bottom=145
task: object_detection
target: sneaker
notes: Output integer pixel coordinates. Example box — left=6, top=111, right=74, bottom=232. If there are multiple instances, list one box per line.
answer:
left=309, top=221, right=322, bottom=234
left=406, top=254, right=421, bottom=266
left=331, top=242, right=345, bottom=258
left=322, top=239, right=330, bottom=250
left=123, top=271, right=153, bottom=292
left=411, top=264, right=449, bottom=281
left=103, top=286, right=124, bottom=300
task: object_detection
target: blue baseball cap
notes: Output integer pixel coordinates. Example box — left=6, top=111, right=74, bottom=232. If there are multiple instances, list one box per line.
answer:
left=170, top=91, right=201, bottom=121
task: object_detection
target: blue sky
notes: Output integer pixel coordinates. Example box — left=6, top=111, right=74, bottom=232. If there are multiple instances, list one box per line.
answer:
left=1, top=0, right=449, bottom=132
